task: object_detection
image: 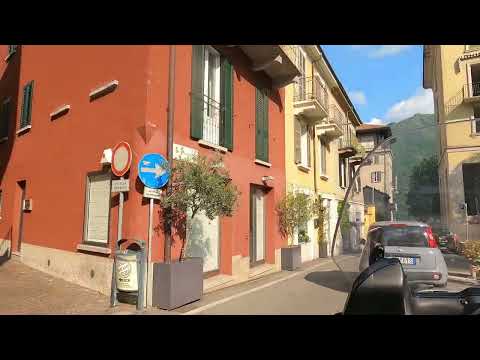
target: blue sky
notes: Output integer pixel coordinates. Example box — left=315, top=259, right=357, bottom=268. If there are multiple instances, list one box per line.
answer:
left=321, top=45, right=433, bottom=124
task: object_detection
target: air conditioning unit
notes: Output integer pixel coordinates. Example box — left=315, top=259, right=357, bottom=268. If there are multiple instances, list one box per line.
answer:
left=22, top=199, right=33, bottom=211
left=101, top=148, right=113, bottom=165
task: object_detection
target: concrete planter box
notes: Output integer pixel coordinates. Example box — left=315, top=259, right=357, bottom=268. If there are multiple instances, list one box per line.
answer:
left=281, top=245, right=301, bottom=271
left=319, top=242, right=328, bottom=258
left=152, top=257, right=203, bottom=310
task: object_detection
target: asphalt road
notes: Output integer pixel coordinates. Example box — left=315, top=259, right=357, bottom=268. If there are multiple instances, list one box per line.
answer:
left=188, top=253, right=475, bottom=315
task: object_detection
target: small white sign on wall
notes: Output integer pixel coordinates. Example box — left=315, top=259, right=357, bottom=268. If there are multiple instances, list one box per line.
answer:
left=173, top=143, right=198, bottom=161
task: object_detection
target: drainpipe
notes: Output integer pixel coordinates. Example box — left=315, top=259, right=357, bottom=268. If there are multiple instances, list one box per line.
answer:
left=164, top=45, right=176, bottom=263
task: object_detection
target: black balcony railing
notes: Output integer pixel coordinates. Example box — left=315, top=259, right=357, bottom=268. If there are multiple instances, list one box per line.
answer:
left=294, top=76, right=328, bottom=110
left=339, top=124, right=356, bottom=150
left=465, top=82, right=480, bottom=98
left=191, top=92, right=223, bottom=146
left=329, top=104, right=345, bottom=130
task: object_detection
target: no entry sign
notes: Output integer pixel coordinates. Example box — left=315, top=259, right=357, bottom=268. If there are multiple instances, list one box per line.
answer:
left=111, top=142, right=132, bottom=177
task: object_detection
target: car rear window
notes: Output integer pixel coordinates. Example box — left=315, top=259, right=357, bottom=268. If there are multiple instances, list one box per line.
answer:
left=379, top=226, right=429, bottom=247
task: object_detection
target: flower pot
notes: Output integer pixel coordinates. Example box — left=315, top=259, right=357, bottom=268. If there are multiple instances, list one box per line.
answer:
left=152, top=257, right=203, bottom=310
left=281, top=245, right=301, bottom=271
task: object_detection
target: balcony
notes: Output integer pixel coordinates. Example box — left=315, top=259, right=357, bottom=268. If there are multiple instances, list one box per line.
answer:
left=237, top=45, right=302, bottom=88
left=293, top=76, right=329, bottom=122
left=464, top=82, right=480, bottom=103
left=338, top=120, right=358, bottom=158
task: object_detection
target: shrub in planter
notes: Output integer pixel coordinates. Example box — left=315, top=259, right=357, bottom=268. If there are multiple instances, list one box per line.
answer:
left=154, top=153, right=240, bottom=309
left=313, top=196, right=329, bottom=258
left=277, top=192, right=313, bottom=270
left=462, top=240, right=480, bottom=279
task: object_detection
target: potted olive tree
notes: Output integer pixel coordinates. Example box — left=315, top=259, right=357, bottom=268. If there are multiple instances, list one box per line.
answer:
left=277, top=192, right=313, bottom=270
left=462, top=240, right=480, bottom=280
left=153, top=153, right=240, bottom=310
left=313, top=196, right=329, bottom=258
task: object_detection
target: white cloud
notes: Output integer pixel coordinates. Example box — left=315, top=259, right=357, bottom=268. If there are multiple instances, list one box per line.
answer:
left=369, top=45, right=412, bottom=58
left=349, top=90, right=367, bottom=105
left=351, top=45, right=412, bottom=59
left=367, top=117, right=384, bottom=125
left=384, top=88, right=434, bottom=122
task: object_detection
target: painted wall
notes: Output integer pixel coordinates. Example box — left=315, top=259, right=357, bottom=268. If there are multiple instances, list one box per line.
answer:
left=0, top=45, right=287, bottom=293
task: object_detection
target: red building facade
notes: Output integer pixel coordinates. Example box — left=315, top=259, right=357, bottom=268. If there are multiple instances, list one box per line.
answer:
left=0, top=45, right=297, bottom=299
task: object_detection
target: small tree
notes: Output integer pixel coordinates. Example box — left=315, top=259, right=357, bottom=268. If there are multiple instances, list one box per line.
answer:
left=276, top=192, right=313, bottom=246
left=313, top=196, right=328, bottom=244
left=160, top=153, right=240, bottom=261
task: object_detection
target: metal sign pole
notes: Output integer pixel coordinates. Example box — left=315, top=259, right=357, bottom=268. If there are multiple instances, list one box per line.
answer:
left=145, top=197, right=154, bottom=308
left=110, top=176, right=125, bottom=307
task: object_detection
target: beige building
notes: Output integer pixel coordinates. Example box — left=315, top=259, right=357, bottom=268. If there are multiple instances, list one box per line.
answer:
left=283, top=45, right=366, bottom=258
left=356, top=124, right=394, bottom=221
left=424, top=45, right=480, bottom=241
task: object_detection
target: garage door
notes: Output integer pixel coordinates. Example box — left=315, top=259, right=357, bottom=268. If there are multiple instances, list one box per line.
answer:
left=85, top=172, right=111, bottom=244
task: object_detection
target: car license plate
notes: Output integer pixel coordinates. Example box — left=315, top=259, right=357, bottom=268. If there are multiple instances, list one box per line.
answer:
left=398, top=257, right=416, bottom=265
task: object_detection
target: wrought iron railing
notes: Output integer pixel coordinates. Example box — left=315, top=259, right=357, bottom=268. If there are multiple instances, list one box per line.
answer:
left=329, top=104, right=345, bottom=130
left=191, top=92, right=223, bottom=146
left=339, top=124, right=356, bottom=150
left=294, top=76, right=328, bottom=110
left=464, top=82, right=480, bottom=98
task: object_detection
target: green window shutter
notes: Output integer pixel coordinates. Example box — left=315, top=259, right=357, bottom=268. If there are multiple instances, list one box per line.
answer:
left=255, top=88, right=268, bottom=162
left=220, top=57, right=233, bottom=151
left=263, top=91, right=269, bottom=162
left=294, top=117, right=301, bottom=164
left=190, top=45, right=205, bottom=140
left=255, top=89, right=263, bottom=160
left=20, top=81, right=34, bottom=129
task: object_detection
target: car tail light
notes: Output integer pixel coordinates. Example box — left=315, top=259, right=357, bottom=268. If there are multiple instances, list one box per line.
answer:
left=426, top=227, right=438, bottom=248
left=432, top=272, right=442, bottom=280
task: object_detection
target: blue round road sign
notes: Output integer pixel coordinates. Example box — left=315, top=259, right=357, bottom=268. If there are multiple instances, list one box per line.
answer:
left=138, top=153, right=170, bottom=189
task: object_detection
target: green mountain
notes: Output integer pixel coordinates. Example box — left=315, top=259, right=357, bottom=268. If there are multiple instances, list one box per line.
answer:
left=390, top=113, right=437, bottom=220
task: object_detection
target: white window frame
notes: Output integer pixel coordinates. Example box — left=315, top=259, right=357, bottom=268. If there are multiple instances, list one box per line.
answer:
left=203, top=46, right=221, bottom=145
left=371, top=171, right=382, bottom=183
left=83, top=171, right=112, bottom=247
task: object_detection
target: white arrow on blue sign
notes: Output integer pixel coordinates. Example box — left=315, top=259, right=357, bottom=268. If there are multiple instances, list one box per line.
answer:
left=138, top=153, right=170, bottom=189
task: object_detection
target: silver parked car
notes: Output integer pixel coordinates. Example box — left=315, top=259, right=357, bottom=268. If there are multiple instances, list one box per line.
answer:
left=359, top=221, right=448, bottom=287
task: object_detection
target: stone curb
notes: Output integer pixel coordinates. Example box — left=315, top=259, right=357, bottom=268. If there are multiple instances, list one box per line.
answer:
left=448, top=275, right=479, bottom=285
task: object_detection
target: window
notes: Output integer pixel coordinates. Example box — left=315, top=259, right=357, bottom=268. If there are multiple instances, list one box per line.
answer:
left=190, top=45, right=233, bottom=150
left=297, top=221, right=310, bottom=244
left=371, top=171, right=382, bottom=183
left=294, top=117, right=310, bottom=168
left=380, top=226, right=429, bottom=248
left=462, top=163, right=480, bottom=216
left=255, top=88, right=269, bottom=162
left=469, top=63, right=480, bottom=97
left=474, top=106, right=480, bottom=134
left=0, top=98, right=10, bottom=141
left=339, top=157, right=347, bottom=188
left=320, top=138, right=327, bottom=175
left=373, top=155, right=380, bottom=164
left=295, top=49, right=306, bottom=101
left=84, top=172, right=111, bottom=245
left=20, top=81, right=34, bottom=130
left=203, top=46, right=221, bottom=145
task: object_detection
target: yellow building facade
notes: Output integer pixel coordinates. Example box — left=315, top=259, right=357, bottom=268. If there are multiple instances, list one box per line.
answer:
left=424, top=45, right=480, bottom=241
left=284, top=45, right=365, bottom=261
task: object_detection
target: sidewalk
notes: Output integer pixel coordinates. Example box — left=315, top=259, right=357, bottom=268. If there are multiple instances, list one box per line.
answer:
left=443, top=252, right=479, bottom=285
left=0, top=256, right=136, bottom=315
